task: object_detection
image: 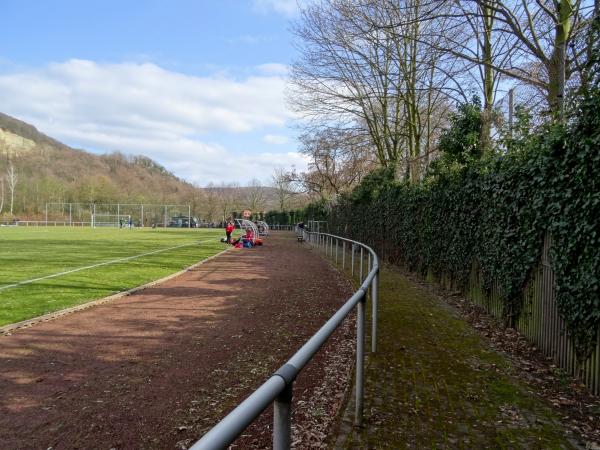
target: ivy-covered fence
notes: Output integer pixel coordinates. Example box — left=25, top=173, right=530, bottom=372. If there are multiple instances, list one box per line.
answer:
left=264, top=199, right=330, bottom=226
left=328, top=103, right=600, bottom=393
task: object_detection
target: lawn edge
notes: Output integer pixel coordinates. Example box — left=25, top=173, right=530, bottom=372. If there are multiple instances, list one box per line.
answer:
left=0, top=245, right=232, bottom=336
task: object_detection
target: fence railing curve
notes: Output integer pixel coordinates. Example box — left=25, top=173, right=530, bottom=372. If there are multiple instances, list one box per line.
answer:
left=190, top=229, right=379, bottom=450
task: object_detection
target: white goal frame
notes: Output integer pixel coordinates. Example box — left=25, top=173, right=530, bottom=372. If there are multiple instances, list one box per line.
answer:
left=92, top=214, right=132, bottom=228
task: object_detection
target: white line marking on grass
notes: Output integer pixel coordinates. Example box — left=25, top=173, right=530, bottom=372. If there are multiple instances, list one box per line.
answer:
left=0, top=239, right=217, bottom=292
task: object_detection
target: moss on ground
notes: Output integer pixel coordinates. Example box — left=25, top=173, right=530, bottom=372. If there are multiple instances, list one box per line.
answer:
left=331, top=265, right=579, bottom=449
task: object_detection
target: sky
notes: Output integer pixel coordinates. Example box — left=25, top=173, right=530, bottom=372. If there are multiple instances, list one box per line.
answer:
left=0, top=0, right=308, bottom=186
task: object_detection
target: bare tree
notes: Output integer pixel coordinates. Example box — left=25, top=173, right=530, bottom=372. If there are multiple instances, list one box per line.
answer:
left=0, top=175, right=4, bottom=214
left=6, top=161, right=17, bottom=215
left=202, top=183, right=219, bottom=223
left=484, top=0, right=589, bottom=117
left=445, top=0, right=514, bottom=151
left=372, top=0, right=458, bottom=178
left=290, top=0, right=456, bottom=181
left=423, top=0, right=593, bottom=118
left=290, top=1, right=409, bottom=167
left=272, top=168, right=295, bottom=212
left=213, top=182, right=240, bottom=222
left=291, top=128, right=376, bottom=199
left=244, top=179, right=267, bottom=215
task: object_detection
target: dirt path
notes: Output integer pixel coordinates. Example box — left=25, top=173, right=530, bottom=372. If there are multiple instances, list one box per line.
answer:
left=0, top=233, right=355, bottom=450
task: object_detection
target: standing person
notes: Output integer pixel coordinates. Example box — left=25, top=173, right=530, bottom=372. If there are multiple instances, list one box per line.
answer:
left=225, top=220, right=234, bottom=244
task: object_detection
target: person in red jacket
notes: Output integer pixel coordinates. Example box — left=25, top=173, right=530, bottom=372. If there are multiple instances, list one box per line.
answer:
left=225, top=220, right=235, bottom=244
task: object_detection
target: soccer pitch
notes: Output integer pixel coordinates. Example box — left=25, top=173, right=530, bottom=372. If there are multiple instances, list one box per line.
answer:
left=0, top=227, right=226, bottom=327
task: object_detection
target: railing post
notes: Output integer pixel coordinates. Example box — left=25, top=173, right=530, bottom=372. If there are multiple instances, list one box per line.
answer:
left=273, top=382, right=293, bottom=450
left=335, top=239, right=338, bottom=265
left=372, top=269, right=378, bottom=353
left=351, top=245, right=355, bottom=277
left=360, top=247, right=364, bottom=284
left=342, top=241, right=346, bottom=270
left=355, top=292, right=366, bottom=426
left=367, top=253, right=371, bottom=294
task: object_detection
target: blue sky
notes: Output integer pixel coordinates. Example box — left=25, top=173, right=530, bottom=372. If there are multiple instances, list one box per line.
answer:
left=0, top=0, right=307, bottom=185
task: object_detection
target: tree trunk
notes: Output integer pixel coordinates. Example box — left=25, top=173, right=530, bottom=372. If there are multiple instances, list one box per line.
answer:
left=548, top=0, right=574, bottom=120
left=0, top=176, right=4, bottom=214
left=480, top=1, right=495, bottom=154
left=7, top=163, right=17, bottom=215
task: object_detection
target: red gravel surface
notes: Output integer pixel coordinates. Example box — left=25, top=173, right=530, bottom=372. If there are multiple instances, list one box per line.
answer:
left=0, top=233, right=355, bottom=450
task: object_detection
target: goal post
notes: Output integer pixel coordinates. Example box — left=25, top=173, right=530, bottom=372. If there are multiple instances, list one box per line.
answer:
left=92, top=214, right=132, bottom=228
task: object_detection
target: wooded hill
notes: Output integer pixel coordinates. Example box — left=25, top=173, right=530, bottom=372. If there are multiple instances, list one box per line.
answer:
left=0, top=112, right=202, bottom=220
left=0, top=113, right=298, bottom=221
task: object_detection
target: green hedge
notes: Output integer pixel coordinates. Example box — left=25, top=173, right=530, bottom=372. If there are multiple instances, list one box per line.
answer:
left=329, top=96, right=600, bottom=362
left=264, top=199, right=329, bottom=226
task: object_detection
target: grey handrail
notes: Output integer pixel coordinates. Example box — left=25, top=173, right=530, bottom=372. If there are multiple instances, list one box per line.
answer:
left=190, top=230, right=379, bottom=450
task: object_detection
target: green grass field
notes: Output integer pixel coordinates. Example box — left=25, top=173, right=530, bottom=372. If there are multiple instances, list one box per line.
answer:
left=0, top=226, right=227, bottom=327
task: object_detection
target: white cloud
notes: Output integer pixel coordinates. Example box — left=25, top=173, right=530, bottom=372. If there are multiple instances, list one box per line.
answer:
left=256, top=63, right=289, bottom=76
left=252, top=0, right=301, bottom=16
left=262, top=134, right=289, bottom=145
left=171, top=151, right=309, bottom=186
left=0, top=59, right=305, bottom=184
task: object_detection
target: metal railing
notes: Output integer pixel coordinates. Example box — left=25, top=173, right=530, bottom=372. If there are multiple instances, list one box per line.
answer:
left=268, top=224, right=295, bottom=231
left=191, top=230, right=379, bottom=450
left=0, top=220, right=91, bottom=227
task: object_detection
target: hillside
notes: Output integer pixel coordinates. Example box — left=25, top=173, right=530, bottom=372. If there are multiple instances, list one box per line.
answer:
left=0, top=113, right=210, bottom=220
left=0, top=113, right=300, bottom=221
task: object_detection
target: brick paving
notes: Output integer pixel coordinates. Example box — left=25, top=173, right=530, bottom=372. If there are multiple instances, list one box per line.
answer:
left=330, top=266, right=583, bottom=449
